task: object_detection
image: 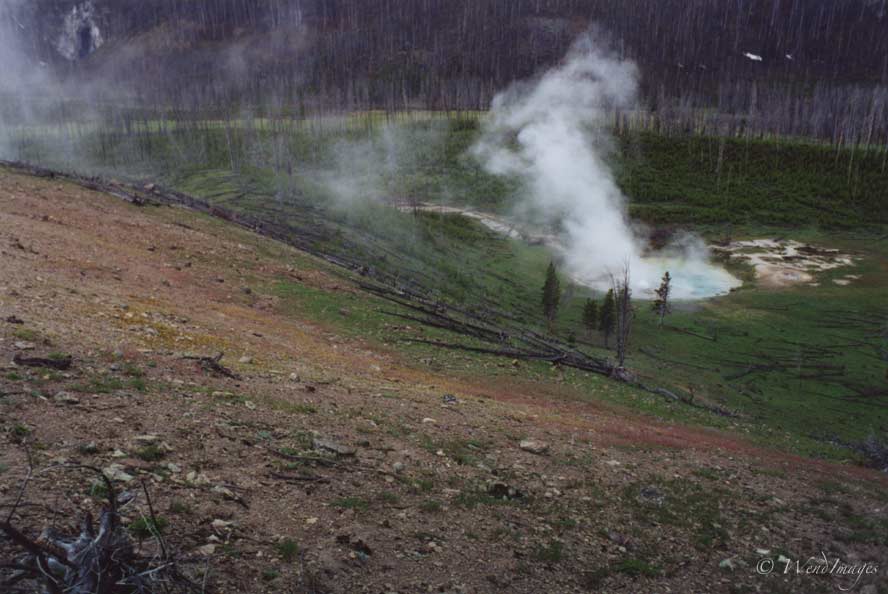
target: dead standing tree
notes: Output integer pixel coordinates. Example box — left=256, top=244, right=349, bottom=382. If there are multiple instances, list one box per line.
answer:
left=612, top=265, right=634, bottom=370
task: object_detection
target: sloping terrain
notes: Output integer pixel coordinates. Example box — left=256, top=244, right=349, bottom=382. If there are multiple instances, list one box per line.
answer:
left=1, top=168, right=887, bottom=593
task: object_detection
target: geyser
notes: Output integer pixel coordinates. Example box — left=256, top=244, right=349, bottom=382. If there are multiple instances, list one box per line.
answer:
left=471, top=33, right=740, bottom=300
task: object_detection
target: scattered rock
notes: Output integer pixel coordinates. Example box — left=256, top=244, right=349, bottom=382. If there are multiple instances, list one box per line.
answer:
left=638, top=486, right=666, bottom=506
left=312, top=438, right=356, bottom=457
left=79, top=442, right=99, bottom=454
left=5, top=315, right=24, bottom=324
left=196, top=544, right=216, bottom=556
left=212, top=485, right=237, bottom=499
left=13, top=341, right=36, bottom=350
left=238, top=356, right=253, bottom=364
left=336, top=534, right=373, bottom=556
left=211, top=519, right=234, bottom=530
left=244, top=400, right=256, bottom=410
left=422, top=418, right=436, bottom=424
left=519, top=439, right=549, bottom=455
left=53, top=391, right=80, bottom=405
left=488, top=482, right=524, bottom=500
left=133, top=434, right=160, bottom=445
left=103, top=464, right=135, bottom=483
left=719, top=558, right=736, bottom=571
left=186, top=471, right=211, bottom=486
left=442, top=394, right=459, bottom=405
left=112, top=449, right=128, bottom=459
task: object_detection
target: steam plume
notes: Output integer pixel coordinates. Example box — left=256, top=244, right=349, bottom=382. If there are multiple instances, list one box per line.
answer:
left=472, top=33, right=739, bottom=299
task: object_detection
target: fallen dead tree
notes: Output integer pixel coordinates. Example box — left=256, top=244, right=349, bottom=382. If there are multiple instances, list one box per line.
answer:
left=0, top=159, right=709, bottom=409
left=12, top=354, right=73, bottom=371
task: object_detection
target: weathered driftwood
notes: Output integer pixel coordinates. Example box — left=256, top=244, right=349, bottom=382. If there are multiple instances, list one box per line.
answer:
left=1, top=466, right=199, bottom=594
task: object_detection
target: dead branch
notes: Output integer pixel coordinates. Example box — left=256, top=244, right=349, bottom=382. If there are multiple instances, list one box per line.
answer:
left=12, top=354, right=72, bottom=371
left=181, top=353, right=240, bottom=380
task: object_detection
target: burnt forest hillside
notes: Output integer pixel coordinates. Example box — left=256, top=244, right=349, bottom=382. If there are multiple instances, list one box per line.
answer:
left=4, top=0, right=888, bottom=143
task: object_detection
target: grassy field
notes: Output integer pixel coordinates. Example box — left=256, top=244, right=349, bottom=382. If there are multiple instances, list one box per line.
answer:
left=6, top=114, right=888, bottom=464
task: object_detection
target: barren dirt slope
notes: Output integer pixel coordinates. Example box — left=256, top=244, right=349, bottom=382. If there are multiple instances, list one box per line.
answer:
left=1, top=169, right=886, bottom=593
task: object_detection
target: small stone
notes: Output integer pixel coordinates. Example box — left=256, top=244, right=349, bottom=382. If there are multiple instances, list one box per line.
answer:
left=719, top=558, right=736, bottom=571
left=305, top=517, right=319, bottom=525
left=133, top=434, right=160, bottom=445
left=312, top=438, right=356, bottom=457
left=112, top=449, right=128, bottom=458
left=196, top=544, right=216, bottom=556
left=519, top=439, right=549, bottom=455
left=421, top=418, right=436, bottom=424
left=79, top=442, right=99, bottom=454
left=54, top=391, right=80, bottom=405
left=238, top=356, right=253, bottom=364
left=244, top=401, right=256, bottom=410
left=166, top=462, right=182, bottom=473
left=103, top=464, right=134, bottom=483
left=13, top=341, right=36, bottom=350
left=392, top=462, right=405, bottom=473
left=211, top=519, right=234, bottom=530
left=186, top=471, right=211, bottom=486
left=605, top=460, right=621, bottom=467
left=212, top=485, right=236, bottom=499
left=755, top=548, right=770, bottom=556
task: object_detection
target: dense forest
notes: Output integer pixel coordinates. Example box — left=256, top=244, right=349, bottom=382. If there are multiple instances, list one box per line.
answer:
left=2, top=0, right=888, bottom=144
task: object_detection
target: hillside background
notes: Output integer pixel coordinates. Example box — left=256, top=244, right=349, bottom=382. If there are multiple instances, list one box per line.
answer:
left=3, top=0, right=888, bottom=144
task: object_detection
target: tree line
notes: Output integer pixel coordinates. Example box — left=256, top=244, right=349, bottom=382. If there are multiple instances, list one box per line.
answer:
left=6, top=0, right=888, bottom=146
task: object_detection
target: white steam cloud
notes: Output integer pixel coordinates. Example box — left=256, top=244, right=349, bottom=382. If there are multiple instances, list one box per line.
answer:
left=472, top=34, right=739, bottom=299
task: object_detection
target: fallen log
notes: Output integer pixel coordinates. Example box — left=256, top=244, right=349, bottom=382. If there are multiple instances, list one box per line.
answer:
left=12, top=354, right=72, bottom=371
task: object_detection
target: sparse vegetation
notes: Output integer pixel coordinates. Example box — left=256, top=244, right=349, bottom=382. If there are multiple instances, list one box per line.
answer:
left=128, top=516, right=169, bottom=540
left=275, top=538, right=299, bottom=563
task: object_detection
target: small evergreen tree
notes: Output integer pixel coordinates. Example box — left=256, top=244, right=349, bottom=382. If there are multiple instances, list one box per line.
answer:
left=652, top=271, right=672, bottom=328
left=541, top=261, right=561, bottom=332
left=582, top=298, right=599, bottom=337
left=599, top=289, right=616, bottom=348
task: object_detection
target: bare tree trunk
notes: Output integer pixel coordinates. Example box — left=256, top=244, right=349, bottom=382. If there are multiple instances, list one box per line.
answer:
left=613, top=265, right=633, bottom=369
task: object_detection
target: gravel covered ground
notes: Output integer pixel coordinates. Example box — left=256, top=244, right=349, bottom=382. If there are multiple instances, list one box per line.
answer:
left=1, top=169, right=886, bottom=593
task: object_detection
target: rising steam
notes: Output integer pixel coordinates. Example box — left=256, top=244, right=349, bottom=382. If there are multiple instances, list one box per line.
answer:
left=472, top=34, right=739, bottom=299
